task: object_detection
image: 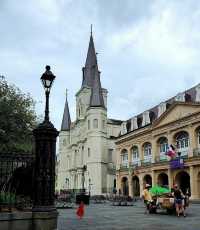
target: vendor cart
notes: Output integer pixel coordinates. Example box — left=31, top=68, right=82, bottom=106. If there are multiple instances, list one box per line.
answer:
left=157, top=195, right=189, bottom=214
left=157, top=196, right=175, bottom=214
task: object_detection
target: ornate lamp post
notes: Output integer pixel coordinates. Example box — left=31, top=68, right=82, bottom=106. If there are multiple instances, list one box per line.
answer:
left=33, top=66, right=59, bottom=212
left=81, top=165, right=87, bottom=194
left=88, top=178, right=92, bottom=196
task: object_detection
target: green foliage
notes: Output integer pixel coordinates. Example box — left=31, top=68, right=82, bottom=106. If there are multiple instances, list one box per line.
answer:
left=0, top=76, right=37, bottom=153
left=0, top=192, right=16, bottom=204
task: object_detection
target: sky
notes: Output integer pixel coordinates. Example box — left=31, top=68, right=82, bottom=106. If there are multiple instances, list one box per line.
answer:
left=1, top=0, right=200, bottom=130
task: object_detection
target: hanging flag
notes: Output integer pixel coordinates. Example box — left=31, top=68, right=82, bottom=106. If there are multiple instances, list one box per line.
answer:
left=76, top=201, right=84, bottom=219
left=166, top=144, right=176, bottom=158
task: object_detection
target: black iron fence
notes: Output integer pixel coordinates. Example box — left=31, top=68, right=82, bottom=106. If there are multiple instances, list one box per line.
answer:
left=0, top=153, right=34, bottom=211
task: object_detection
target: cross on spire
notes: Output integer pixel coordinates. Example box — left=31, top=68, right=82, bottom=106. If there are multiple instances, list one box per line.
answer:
left=91, top=24, right=93, bottom=36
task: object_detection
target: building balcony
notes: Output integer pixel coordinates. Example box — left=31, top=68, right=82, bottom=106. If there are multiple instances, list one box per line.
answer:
left=178, top=149, right=189, bottom=157
left=159, top=153, right=168, bottom=161
left=193, top=148, right=200, bottom=157
left=155, top=154, right=168, bottom=163
left=120, top=163, right=129, bottom=170
left=129, top=160, right=141, bottom=168
left=143, top=155, right=153, bottom=163
left=141, top=159, right=152, bottom=166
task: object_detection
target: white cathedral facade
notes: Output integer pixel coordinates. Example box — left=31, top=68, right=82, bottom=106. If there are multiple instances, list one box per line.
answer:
left=57, top=32, right=122, bottom=195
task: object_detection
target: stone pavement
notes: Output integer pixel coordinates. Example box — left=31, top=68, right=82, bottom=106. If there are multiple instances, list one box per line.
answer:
left=57, top=201, right=200, bottom=230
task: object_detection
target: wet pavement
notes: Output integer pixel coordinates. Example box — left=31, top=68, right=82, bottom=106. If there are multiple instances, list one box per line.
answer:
left=57, top=201, right=200, bottom=230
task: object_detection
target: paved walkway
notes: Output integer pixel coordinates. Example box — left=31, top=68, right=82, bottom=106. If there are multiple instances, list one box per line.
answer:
left=58, top=202, right=200, bottom=230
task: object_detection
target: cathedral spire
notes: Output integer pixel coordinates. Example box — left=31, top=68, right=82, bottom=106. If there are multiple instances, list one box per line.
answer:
left=61, top=89, right=71, bottom=131
left=90, top=67, right=105, bottom=108
left=85, top=28, right=97, bottom=67
left=81, top=27, right=105, bottom=108
left=82, top=27, right=98, bottom=88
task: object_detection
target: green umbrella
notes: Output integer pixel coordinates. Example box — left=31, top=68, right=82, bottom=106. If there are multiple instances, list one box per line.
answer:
left=150, top=186, right=170, bottom=196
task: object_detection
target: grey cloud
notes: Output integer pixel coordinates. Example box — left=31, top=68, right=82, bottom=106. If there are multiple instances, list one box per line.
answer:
left=1, top=0, right=200, bottom=129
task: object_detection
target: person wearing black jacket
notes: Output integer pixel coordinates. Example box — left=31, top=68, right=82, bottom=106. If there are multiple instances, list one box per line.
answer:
left=172, top=184, right=186, bottom=217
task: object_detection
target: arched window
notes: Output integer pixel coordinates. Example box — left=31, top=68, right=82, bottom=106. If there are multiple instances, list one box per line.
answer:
left=176, top=131, right=189, bottom=156
left=88, top=120, right=90, bottom=130
left=78, top=100, right=83, bottom=118
left=131, top=146, right=139, bottom=161
left=93, top=119, right=98, bottom=129
left=78, top=107, right=81, bottom=117
left=158, top=137, right=168, bottom=160
left=102, top=120, right=105, bottom=129
left=88, top=148, right=91, bottom=157
left=197, top=128, right=200, bottom=146
left=121, top=149, right=128, bottom=167
left=143, top=143, right=152, bottom=161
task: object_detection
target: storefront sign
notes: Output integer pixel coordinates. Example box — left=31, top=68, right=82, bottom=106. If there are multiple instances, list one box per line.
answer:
left=170, top=158, right=184, bottom=169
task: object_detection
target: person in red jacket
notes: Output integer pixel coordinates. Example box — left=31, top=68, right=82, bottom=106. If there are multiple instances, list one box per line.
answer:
left=76, top=201, right=84, bottom=219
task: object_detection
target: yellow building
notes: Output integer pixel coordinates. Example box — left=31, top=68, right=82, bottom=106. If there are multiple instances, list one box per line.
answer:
left=116, top=85, right=200, bottom=200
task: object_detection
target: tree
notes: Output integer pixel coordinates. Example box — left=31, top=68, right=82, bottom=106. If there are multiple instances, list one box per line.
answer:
left=0, top=76, right=37, bottom=153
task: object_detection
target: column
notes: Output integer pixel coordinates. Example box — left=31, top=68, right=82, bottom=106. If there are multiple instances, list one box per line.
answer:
left=152, top=170, right=156, bottom=186
left=190, top=166, right=198, bottom=199
left=151, top=139, right=157, bottom=163
left=188, top=126, right=196, bottom=158
left=168, top=168, right=172, bottom=189
left=116, top=147, right=121, bottom=170
left=138, top=144, right=143, bottom=162
left=116, top=173, right=120, bottom=194
left=77, top=171, right=82, bottom=190
left=139, top=174, right=144, bottom=197
left=128, top=147, right=132, bottom=166
left=167, top=131, right=174, bottom=146
left=128, top=174, right=133, bottom=197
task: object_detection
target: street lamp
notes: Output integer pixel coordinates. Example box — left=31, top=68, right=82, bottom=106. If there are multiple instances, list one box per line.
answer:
left=88, top=178, right=92, bottom=196
left=65, top=178, right=69, bottom=190
left=33, top=66, right=58, bottom=212
left=81, top=165, right=87, bottom=194
left=40, top=65, right=56, bottom=123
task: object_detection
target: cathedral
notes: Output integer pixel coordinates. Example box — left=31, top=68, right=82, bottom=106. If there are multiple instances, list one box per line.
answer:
left=57, top=32, right=122, bottom=195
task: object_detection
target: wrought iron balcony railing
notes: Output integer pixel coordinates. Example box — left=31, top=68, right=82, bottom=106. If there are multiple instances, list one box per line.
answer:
left=193, top=148, right=200, bottom=157
left=120, top=164, right=129, bottom=170
left=141, top=159, right=152, bottom=166
left=129, top=161, right=141, bottom=168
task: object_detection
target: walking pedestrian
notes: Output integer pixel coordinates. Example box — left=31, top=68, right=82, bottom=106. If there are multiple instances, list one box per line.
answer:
left=172, top=184, right=186, bottom=217
left=76, top=201, right=85, bottom=219
left=142, top=184, right=152, bottom=214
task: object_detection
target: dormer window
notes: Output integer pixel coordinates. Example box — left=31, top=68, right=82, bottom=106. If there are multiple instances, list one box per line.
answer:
left=93, top=119, right=98, bottom=128
left=175, top=92, right=185, bottom=102
left=142, top=111, right=150, bottom=126
left=195, top=84, right=200, bottom=102
left=158, top=102, right=166, bottom=117
left=131, top=117, right=138, bottom=131
left=121, top=122, right=127, bottom=135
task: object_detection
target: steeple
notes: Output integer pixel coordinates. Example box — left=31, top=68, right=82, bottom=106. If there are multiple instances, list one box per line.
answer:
left=82, top=27, right=98, bottom=88
left=81, top=27, right=105, bottom=108
left=90, top=67, right=105, bottom=107
left=61, top=89, right=71, bottom=131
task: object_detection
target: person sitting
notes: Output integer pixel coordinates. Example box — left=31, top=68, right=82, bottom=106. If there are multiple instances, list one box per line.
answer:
left=172, top=184, right=186, bottom=217
left=142, top=184, right=152, bottom=213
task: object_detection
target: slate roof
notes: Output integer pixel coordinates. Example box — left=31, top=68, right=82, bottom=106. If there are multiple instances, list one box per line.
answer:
left=61, top=91, right=71, bottom=131
left=82, top=32, right=105, bottom=108
left=123, top=83, right=200, bottom=134
left=90, top=65, right=105, bottom=107
left=107, top=119, right=123, bottom=125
